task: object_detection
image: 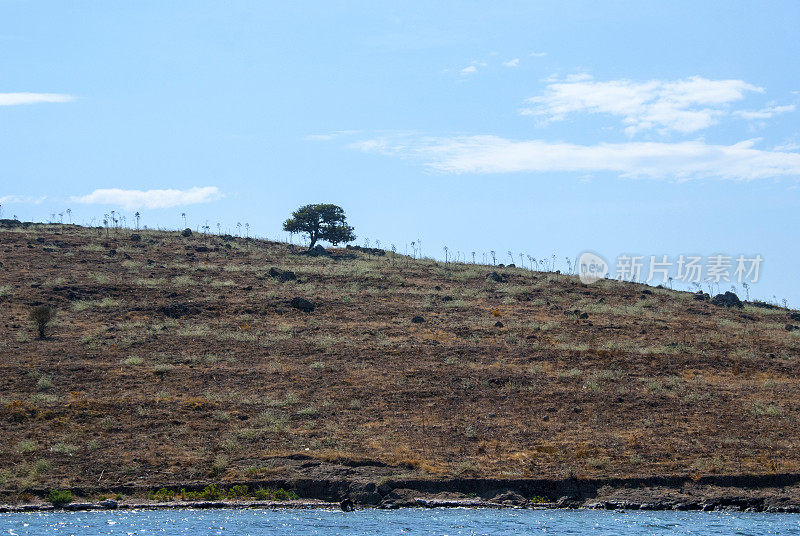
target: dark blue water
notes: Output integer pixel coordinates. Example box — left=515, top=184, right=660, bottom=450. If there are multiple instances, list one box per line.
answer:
left=1, top=508, right=798, bottom=535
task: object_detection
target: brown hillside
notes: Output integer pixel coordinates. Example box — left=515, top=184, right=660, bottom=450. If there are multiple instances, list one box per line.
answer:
left=1, top=223, right=799, bottom=497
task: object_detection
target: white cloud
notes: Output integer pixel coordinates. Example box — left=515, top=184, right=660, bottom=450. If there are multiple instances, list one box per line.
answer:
left=0, top=93, right=75, bottom=106
left=529, top=51, right=547, bottom=57
left=351, top=134, right=800, bottom=181
left=503, top=58, right=520, bottom=67
left=460, top=65, right=477, bottom=74
left=734, top=103, right=795, bottom=120
left=522, top=75, right=763, bottom=135
left=72, top=186, right=222, bottom=210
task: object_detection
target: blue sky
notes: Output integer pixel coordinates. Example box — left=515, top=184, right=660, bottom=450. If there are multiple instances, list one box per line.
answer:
left=1, top=1, right=799, bottom=305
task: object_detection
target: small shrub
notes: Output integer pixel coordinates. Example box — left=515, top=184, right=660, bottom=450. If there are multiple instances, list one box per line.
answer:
left=212, top=410, right=231, bottom=422
left=88, top=273, right=110, bottom=284
left=17, top=440, right=37, bottom=454
left=254, top=487, right=299, bottom=501
left=30, top=393, right=58, bottom=404
left=226, top=485, right=249, bottom=499
left=152, top=364, right=174, bottom=377
left=47, top=489, right=74, bottom=507
left=149, top=488, right=175, bottom=501
left=209, top=456, right=228, bottom=477
left=33, top=459, right=50, bottom=474
left=50, top=442, right=78, bottom=456
left=187, top=484, right=224, bottom=500
left=29, top=305, right=56, bottom=339
left=72, top=300, right=93, bottom=312
left=36, top=376, right=54, bottom=391
left=99, top=297, right=119, bottom=308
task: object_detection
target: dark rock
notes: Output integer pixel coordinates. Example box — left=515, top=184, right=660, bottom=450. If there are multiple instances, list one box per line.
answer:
left=129, top=234, right=141, bottom=242
left=99, top=499, right=118, bottom=509
left=711, top=291, right=743, bottom=308
left=345, top=244, right=385, bottom=256
left=378, top=488, right=418, bottom=509
left=411, top=315, right=425, bottom=324
left=556, top=496, right=578, bottom=508
left=486, top=271, right=506, bottom=283
left=158, top=303, right=200, bottom=319
left=107, top=249, right=116, bottom=257
left=579, top=312, right=589, bottom=319
left=269, top=267, right=296, bottom=282
left=0, top=219, right=25, bottom=229
left=347, top=482, right=380, bottom=505
left=290, top=297, right=315, bottom=312
left=64, top=503, right=95, bottom=511
left=194, top=246, right=209, bottom=253
left=491, top=490, right=527, bottom=506
left=339, top=498, right=355, bottom=511
left=573, top=406, right=582, bottom=413
left=542, top=414, right=549, bottom=421
left=789, top=312, right=800, bottom=321
left=642, top=289, right=652, bottom=295
left=494, top=321, right=504, bottom=328
left=304, top=245, right=331, bottom=257
left=181, top=228, right=193, bottom=237
left=693, top=291, right=710, bottom=301
left=786, top=324, right=800, bottom=332
left=507, top=263, right=515, bottom=268
left=434, top=285, right=442, bottom=291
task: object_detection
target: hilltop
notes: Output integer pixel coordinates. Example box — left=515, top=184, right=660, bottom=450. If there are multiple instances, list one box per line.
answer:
left=1, top=221, right=799, bottom=508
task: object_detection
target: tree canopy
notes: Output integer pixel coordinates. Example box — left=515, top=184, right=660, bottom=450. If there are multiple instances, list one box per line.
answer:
left=282, top=204, right=355, bottom=248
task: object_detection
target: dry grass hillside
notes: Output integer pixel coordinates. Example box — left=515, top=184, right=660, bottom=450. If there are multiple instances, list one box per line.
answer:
left=1, top=222, right=799, bottom=498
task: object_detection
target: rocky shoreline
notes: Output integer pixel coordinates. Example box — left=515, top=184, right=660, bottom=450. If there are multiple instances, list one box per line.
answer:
left=1, top=497, right=799, bottom=514
left=4, top=472, right=800, bottom=514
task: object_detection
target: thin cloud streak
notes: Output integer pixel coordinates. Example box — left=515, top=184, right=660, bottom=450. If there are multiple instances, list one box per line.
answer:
left=0, top=195, right=47, bottom=204
left=734, top=104, right=795, bottom=120
left=72, top=186, right=222, bottom=210
left=351, top=135, right=800, bottom=181
left=0, top=93, right=75, bottom=106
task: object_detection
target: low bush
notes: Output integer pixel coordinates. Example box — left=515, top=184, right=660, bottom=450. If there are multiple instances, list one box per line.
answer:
left=47, top=489, right=73, bottom=507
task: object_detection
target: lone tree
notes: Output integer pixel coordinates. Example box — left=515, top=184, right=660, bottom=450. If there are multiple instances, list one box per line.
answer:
left=283, top=204, right=355, bottom=249
left=29, top=305, right=56, bottom=339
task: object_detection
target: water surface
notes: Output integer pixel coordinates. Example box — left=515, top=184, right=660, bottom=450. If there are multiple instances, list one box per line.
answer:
left=2, top=508, right=799, bottom=535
